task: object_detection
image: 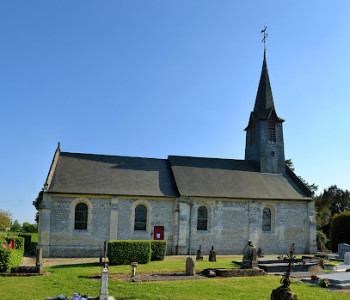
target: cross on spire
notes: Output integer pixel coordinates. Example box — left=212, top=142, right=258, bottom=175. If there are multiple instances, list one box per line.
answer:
left=261, top=25, right=268, bottom=51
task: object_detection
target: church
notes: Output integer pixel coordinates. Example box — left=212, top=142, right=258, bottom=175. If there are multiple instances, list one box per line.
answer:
left=38, top=50, right=317, bottom=258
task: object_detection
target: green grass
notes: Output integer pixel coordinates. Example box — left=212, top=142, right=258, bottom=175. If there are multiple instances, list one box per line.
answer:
left=0, top=257, right=348, bottom=300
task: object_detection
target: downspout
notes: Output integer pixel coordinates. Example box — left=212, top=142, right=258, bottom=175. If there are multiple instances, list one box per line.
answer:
left=189, top=196, right=193, bottom=255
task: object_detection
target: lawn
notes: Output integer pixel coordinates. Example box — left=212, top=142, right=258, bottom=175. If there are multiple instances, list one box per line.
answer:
left=0, top=257, right=348, bottom=300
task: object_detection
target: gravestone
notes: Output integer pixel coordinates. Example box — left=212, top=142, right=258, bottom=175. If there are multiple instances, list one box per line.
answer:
left=36, top=247, right=43, bottom=273
left=316, top=235, right=322, bottom=251
left=196, top=245, right=203, bottom=261
left=271, top=287, right=298, bottom=300
left=338, top=243, right=350, bottom=259
left=241, top=241, right=258, bottom=269
left=209, top=246, right=216, bottom=262
left=186, top=257, right=195, bottom=276
left=345, top=252, right=350, bottom=265
left=257, top=247, right=264, bottom=258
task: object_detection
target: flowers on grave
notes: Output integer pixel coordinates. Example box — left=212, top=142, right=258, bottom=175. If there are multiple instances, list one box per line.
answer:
left=318, top=278, right=330, bottom=288
left=324, top=261, right=338, bottom=267
left=131, top=262, right=138, bottom=268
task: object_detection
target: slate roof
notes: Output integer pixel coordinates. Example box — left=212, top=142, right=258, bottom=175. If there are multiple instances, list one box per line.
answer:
left=249, top=51, right=284, bottom=123
left=47, top=152, right=179, bottom=197
left=168, top=156, right=311, bottom=200
left=46, top=151, right=311, bottom=200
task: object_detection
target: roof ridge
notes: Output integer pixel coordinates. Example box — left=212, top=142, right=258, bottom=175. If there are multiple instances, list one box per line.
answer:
left=60, top=151, right=168, bottom=161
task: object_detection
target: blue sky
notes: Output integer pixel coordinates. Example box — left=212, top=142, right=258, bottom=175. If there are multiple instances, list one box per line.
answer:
left=1, top=1, right=350, bottom=224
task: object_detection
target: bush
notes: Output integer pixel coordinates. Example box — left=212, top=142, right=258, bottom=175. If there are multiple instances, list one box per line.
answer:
left=0, top=249, right=23, bottom=272
left=5, top=236, right=24, bottom=251
left=317, top=230, right=328, bottom=250
left=108, top=240, right=151, bottom=265
left=330, top=211, right=350, bottom=252
left=18, top=234, right=32, bottom=252
left=150, top=241, right=167, bottom=261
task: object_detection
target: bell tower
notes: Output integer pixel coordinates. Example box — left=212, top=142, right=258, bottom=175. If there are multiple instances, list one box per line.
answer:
left=244, top=46, right=285, bottom=174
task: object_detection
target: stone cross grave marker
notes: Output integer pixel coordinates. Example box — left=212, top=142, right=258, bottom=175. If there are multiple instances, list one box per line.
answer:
left=186, top=257, right=195, bottom=276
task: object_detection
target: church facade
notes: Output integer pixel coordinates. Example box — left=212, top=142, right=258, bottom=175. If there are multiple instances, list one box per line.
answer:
left=38, top=52, right=317, bottom=257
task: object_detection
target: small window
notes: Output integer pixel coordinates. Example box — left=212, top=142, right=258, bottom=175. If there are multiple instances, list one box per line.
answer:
left=197, top=206, right=208, bottom=231
left=250, top=123, right=255, bottom=146
left=268, top=121, right=276, bottom=142
left=75, top=203, right=88, bottom=230
left=134, top=204, right=147, bottom=231
left=262, top=208, right=271, bottom=232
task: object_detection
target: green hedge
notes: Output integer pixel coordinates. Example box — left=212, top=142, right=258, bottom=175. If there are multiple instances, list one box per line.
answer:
left=18, top=234, right=32, bottom=252
left=150, top=241, right=167, bottom=261
left=0, top=249, right=24, bottom=272
left=330, top=211, right=350, bottom=252
left=5, top=236, right=24, bottom=251
left=108, top=240, right=151, bottom=265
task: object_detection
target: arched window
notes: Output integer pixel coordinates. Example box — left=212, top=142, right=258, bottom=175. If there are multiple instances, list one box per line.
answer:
left=262, top=208, right=271, bottom=232
left=134, top=204, right=147, bottom=231
left=75, top=203, right=88, bottom=230
left=197, top=206, right=208, bottom=231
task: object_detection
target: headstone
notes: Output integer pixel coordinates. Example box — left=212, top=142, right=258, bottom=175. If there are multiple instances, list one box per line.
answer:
left=257, top=247, right=264, bottom=258
left=316, top=235, right=322, bottom=251
left=186, top=257, right=195, bottom=276
left=36, top=247, right=43, bottom=273
left=345, top=252, right=350, bottom=265
left=196, top=245, right=203, bottom=261
left=241, top=240, right=257, bottom=269
left=209, top=246, right=216, bottom=262
left=338, top=243, right=350, bottom=259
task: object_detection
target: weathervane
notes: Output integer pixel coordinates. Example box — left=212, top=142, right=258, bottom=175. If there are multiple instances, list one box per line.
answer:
left=261, top=25, right=268, bottom=50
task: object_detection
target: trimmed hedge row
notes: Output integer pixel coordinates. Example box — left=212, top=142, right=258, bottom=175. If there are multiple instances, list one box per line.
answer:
left=0, top=249, right=24, bottom=272
left=108, top=240, right=167, bottom=265
left=330, top=211, right=350, bottom=252
left=151, top=241, right=167, bottom=261
left=18, top=234, right=32, bottom=252
left=108, top=241, right=151, bottom=265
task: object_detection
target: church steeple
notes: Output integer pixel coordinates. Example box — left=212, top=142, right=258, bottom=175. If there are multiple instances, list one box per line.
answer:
left=244, top=36, right=286, bottom=174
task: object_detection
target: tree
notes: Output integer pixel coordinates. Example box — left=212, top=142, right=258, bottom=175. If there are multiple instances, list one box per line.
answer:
left=22, top=222, right=38, bottom=233
left=10, top=219, right=22, bottom=232
left=0, top=210, right=11, bottom=230
left=33, top=190, right=44, bottom=223
left=315, top=185, right=350, bottom=234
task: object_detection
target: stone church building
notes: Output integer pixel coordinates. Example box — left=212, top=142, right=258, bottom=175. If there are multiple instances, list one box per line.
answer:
left=38, top=51, right=317, bottom=257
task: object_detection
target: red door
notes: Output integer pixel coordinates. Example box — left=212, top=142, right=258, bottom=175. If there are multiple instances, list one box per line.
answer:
left=154, top=226, right=164, bottom=240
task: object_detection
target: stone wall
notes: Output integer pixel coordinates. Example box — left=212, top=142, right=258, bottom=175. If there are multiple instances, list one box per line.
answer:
left=38, top=193, right=316, bottom=257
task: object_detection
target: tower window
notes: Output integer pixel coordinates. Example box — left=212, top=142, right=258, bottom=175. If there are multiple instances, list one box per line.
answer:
left=134, top=204, right=147, bottom=231
left=268, top=121, right=276, bottom=142
left=197, top=206, right=208, bottom=231
left=250, top=123, right=255, bottom=146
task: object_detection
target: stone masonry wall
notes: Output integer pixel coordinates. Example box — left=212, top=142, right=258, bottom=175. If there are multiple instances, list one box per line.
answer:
left=43, top=194, right=316, bottom=257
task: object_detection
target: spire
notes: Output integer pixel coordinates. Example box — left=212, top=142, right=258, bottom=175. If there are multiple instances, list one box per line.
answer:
left=252, top=50, right=276, bottom=120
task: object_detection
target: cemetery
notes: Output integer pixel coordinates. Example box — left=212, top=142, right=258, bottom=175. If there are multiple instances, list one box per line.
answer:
left=1, top=236, right=350, bottom=299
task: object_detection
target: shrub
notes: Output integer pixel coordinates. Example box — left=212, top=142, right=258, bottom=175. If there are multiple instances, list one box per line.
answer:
left=5, top=236, right=24, bottom=251
left=108, top=240, right=151, bottom=265
left=317, top=230, right=328, bottom=250
left=0, top=249, right=23, bottom=272
left=330, top=211, right=350, bottom=252
left=150, top=241, right=167, bottom=261
left=18, top=234, right=32, bottom=252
